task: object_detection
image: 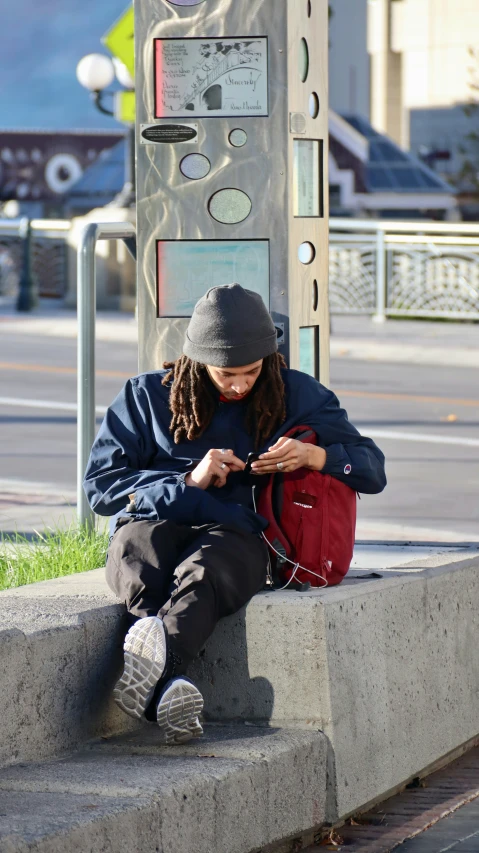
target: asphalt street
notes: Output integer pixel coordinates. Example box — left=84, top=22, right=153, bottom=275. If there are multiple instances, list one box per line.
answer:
left=1, top=331, right=478, bottom=540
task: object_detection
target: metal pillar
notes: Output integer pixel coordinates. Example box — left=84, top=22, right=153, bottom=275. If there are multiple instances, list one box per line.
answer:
left=373, top=228, right=386, bottom=323
left=76, top=221, right=136, bottom=528
left=133, top=0, right=329, bottom=383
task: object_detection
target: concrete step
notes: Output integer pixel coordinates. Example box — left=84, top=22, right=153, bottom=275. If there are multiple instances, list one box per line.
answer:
left=0, top=724, right=327, bottom=853
left=1, top=544, right=478, bottom=832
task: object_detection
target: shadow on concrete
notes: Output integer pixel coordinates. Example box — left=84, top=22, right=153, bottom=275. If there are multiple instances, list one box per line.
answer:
left=189, top=605, right=275, bottom=724
left=355, top=539, right=479, bottom=549
left=99, top=600, right=275, bottom=729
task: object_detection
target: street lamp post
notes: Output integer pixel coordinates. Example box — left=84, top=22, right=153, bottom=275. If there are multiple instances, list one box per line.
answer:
left=76, top=53, right=135, bottom=207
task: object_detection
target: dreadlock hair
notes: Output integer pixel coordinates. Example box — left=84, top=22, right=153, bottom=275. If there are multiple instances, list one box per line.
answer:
left=162, top=352, right=287, bottom=449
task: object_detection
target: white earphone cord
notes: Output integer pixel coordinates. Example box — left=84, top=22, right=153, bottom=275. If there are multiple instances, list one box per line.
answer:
left=252, top=487, right=328, bottom=590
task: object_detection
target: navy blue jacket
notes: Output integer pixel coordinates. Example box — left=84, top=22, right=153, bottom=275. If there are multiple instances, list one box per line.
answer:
left=84, top=368, right=386, bottom=534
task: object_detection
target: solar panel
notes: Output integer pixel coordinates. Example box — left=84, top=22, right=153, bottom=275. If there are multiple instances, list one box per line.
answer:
left=390, top=167, right=422, bottom=189
left=342, top=114, right=454, bottom=194
left=370, top=140, right=409, bottom=163
left=366, top=166, right=394, bottom=189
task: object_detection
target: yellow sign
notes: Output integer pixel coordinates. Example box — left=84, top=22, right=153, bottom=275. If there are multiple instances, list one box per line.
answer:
left=115, top=90, right=136, bottom=124
left=103, top=6, right=134, bottom=78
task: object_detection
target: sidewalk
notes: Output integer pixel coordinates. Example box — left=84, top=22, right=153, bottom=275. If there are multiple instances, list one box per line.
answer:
left=0, top=297, right=138, bottom=343
left=306, top=744, right=479, bottom=852
left=330, top=314, right=479, bottom=368
left=1, top=297, right=479, bottom=366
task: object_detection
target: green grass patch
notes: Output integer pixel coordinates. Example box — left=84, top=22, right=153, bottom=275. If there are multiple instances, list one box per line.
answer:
left=0, top=525, right=109, bottom=591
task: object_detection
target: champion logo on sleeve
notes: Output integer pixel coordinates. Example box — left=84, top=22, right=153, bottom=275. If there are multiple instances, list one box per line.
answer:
left=344, top=464, right=352, bottom=474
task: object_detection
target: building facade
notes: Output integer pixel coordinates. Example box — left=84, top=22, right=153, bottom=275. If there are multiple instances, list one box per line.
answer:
left=368, top=0, right=479, bottom=200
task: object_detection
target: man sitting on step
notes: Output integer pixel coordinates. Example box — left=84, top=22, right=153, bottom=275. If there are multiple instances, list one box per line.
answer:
left=83, top=283, right=386, bottom=744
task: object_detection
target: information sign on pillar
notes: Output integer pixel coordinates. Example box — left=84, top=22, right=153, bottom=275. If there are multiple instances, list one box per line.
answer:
left=134, top=0, right=329, bottom=383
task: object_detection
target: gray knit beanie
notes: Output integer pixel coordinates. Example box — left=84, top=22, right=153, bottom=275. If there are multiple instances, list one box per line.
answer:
left=183, top=283, right=278, bottom=367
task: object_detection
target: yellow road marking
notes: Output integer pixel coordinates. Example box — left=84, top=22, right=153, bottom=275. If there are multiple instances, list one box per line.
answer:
left=1, top=362, right=479, bottom=408
left=337, top=389, right=479, bottom=407
left=0, top=362, right=131, bottom=379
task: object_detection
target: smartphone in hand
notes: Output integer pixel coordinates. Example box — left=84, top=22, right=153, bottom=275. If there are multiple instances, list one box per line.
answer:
left=244, top=452, right=261, bottom=474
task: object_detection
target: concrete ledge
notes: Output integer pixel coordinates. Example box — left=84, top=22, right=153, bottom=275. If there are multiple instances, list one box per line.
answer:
left=190, top=553, right=479, bottom=819
left=0, top=725, right=328, bottom=853
left=1, top=549, right=478, bottom=828
left=0, top=574, right=139, bottom=767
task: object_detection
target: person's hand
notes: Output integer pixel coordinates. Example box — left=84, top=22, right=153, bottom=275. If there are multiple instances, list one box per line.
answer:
left=251, top=437, right=327, bottom=474
left=185, top=448, right=245, bottom=490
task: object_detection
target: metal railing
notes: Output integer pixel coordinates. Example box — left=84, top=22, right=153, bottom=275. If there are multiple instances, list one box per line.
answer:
left=4, top=215, right=479, bottom=322
left=77, top=220, right=136, bottom=528
left=5, top=214, right=479, bottom=525
left=329, top=218, right=479, bottom=321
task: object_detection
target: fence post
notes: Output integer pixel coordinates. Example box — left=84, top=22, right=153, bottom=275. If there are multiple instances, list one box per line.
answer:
left=77, top=222, right=98, bottom=531
left=373, top=228, right=386, bottom=323
left=16, top=218, right=37, bottom=312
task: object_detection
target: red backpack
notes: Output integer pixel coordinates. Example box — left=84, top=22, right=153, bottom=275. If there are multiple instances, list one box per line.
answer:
left=256, top=426, right=357, bottom=588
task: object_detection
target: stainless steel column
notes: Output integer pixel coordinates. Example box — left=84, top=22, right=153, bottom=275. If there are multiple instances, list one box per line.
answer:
left=134, top=0, right=329, bottom=380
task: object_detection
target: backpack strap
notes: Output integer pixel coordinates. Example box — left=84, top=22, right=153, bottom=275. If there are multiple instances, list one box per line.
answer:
left=256, top=472, right=292, bottom=559
left=256, top=424, right=319, bottom=564
left=286, top=425, right=332, bottom=573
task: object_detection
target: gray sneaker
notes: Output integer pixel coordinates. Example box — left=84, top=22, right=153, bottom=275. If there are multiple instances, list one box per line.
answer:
left=156, top=677, right=204, bottom=744
left=113, top=616, right=167, bottom=719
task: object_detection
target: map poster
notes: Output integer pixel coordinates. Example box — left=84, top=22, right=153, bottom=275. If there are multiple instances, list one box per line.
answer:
left=157, top=240, right=270, bottom=317
left=154, top=37, right=268, bottom=119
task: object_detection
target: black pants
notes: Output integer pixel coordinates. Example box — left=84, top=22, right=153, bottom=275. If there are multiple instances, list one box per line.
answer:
left=106, top=519, right=268, bottom=671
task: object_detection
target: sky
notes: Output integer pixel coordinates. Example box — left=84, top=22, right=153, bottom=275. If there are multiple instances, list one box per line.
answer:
left=0, top=0, right=129, bottom=130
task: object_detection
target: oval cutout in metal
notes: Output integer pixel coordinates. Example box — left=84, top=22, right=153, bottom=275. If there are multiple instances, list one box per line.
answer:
left=309, top=92, right=320, bottom=118
left=312, top=279, right=318, bottom=311
left=208, top=188, right=252, bottom=224
left=180, top=153, right=211, bottom=180
left=307, top=0, right=312, bottom=17
left=299, top=39, right=309, bottom=83
left=298, top=242, right=316, bottom=264
left=229, top=128, right=248, bottom=148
